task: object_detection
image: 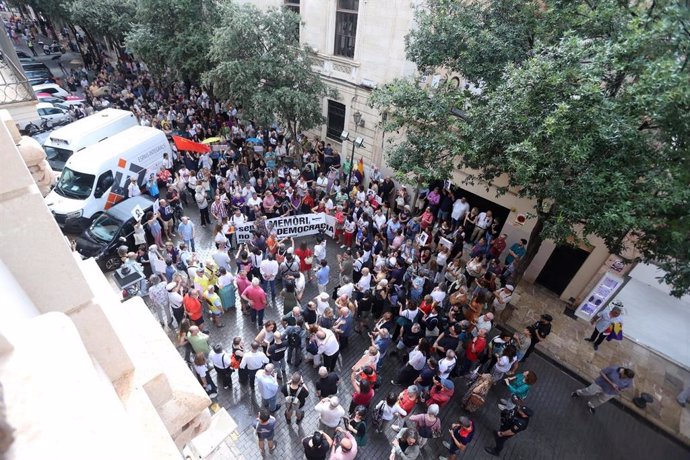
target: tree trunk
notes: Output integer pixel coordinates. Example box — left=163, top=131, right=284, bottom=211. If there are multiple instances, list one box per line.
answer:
left=512, top=214, right=545, bottom=287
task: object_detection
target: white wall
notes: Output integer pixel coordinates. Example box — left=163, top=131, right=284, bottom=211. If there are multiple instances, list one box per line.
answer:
left=613, top=264, right=690, bottom=368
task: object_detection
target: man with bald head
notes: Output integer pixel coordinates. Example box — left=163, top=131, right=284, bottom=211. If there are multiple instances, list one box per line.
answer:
left=329, top=426, right=358, bottom=459
left=316, top=328, right=340, bottom=372
left=333, top=306, right=354, bottom=349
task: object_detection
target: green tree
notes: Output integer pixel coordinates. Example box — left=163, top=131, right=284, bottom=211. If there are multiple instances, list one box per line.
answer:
left=125, top=0, right=218, bottom=83
left=69, top=0, right=136, bottom=48
left=372, top=0, right=690, bottom=296
left=204, top=3, right=336, bottom=142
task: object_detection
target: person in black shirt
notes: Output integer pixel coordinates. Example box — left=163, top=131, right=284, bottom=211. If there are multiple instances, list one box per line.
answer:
left=433, top=324, right=462, bottom=359
left=302, top=431, right=332, bottom=460
left=267, top=333, right=288, bottom=380
left=522, top=314, right=553, bottom=362
left=315, top=366, right=340, bottom=398
left=281, top=372, right=309, bottom=424
left=484, top=405, right=533, bottom=456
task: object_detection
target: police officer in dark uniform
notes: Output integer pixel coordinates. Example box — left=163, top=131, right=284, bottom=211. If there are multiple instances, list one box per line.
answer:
left=484, top=405, right=533, bottom=456
left=522, top=314, right=553, bottom=362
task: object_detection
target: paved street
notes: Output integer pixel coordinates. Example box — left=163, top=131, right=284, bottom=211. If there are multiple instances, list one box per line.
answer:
left=120, top=210, right=690, bottom=460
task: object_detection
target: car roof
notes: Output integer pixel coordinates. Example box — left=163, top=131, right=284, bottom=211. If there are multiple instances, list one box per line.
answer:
left=105, top=195, right=156, bottom=222
left=36, top=102, right=57, bottom=109
left=32, top=83, right=62, bottom=91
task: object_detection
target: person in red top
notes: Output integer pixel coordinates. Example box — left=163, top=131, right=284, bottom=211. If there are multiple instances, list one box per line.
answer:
left=294, top=241, right=314, bottom=281
left=183, top=289, right=204, bottom=328
left=427, top=376, right=455, bottom=408
left=419, top=295, right=435, bottom=316
left=460, top=328, right=488, bottom=375
left=241, top=278, right=268, bottom=327
left=488, top=234, right=508, bottom=260
left=235, top=269, right=252, bottom=315
left=420, top=207, right=435, bottom=230
left=349, top=377, right=374, bottom=413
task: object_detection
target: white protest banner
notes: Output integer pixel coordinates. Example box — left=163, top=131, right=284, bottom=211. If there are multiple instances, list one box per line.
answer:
left=236, top=213, right=335, bottom=244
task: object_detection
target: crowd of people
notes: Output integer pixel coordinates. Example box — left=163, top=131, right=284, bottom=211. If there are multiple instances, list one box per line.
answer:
left=47, top=49, right=640, bottom=459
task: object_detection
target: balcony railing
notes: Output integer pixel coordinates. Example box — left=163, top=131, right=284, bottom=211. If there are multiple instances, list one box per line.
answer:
left=0, top=30, right=35, bottom=105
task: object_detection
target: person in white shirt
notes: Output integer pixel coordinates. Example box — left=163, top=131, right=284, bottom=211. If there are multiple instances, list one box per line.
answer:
left=316, top=328, right=340, bottom=372
left=314, top=292, right=331, bottom=316
left=240, top=341, right=269, bottom=387
left=451, top=196, right=470, bottom=230
left=438, top=350, right=457, bottom=380
left=356, top=267, right=372, bottom=293
left=167, top=281, right=184, bottom=328
left=314, top=396, right=346, bottom=429
left=260, top=254, right=279, bottom=301
left=209, top=344, right=233, bottom=389
left=471, top=210, right=493, bottom=242
left=127, top=177, right=141, bottom=197
left=473, top=313, right=494, bottom=337
left=492, top=285, right=514, bottom=316
left=337, top=277, right=355, bottom=299
left=313, top=237, right=327, bottom=263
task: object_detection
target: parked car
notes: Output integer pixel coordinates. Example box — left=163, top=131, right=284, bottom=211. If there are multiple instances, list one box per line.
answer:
left=36, top=102, right=72, bottom=125
left=25, top=69, right=56, bottom=86
left=32, top=83, right=70, bottom=98
left=35, top=92, right=65, bottom=105
left=74, top=195, right=156, bottom=270
left=22, top=62, right=52, bottom=73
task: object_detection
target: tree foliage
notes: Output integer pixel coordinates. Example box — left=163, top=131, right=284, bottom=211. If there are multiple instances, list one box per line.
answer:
left=69, top=0, right=135, bottom=45
left=125, top=0, right=218, bottom=83
left=372, top=0, right=690, bottom=296
left=204, top=3, right=335, bottom=139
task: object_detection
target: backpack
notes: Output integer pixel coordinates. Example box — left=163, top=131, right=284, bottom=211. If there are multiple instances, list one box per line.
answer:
left=287, top=329, right=301, bottom=347
left=371, top=400, right=385, bottom=430
left=417, top=417, right=441, bottom=439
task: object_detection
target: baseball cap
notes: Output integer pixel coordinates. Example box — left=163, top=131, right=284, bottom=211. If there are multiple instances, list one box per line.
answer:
left=166, top=282, right=177, bottom=291
left=505, top=284, right=515, bottom=291
left=441, top=379, right=454, bottom=390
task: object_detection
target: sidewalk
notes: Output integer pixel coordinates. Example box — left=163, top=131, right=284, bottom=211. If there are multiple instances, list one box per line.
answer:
left=507, top=282, right=690, bottom=445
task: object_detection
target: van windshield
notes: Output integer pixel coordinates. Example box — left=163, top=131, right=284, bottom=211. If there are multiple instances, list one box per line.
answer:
left=45, top=146, right=73, bottom=171
left=88, top=214, right=122, bottom=243
left=54, top=167, right=94, bottom=200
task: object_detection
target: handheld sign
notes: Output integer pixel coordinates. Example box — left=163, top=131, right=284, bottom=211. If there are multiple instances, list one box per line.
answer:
left=131, top=204, right=145, bottom=222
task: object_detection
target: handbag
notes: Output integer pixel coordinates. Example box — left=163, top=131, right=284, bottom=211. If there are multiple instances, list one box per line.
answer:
left=332, top=285, right=341, bottom=300
left=304, top=256, right=313, bottom=265
left=230, top=353, right=241, bottom=370
left=306, top=339, right=319, bottom=355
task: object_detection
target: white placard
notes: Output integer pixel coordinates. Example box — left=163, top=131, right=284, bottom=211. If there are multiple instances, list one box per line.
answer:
left=131, top=204, right=145, bottom=222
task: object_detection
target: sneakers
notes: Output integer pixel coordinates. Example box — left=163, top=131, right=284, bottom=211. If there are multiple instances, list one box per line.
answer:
left=391, top=424, right=400, bottom=432
left=584, top=338, right=593, bottom=342
left=593, top=345, right=599, bottom=351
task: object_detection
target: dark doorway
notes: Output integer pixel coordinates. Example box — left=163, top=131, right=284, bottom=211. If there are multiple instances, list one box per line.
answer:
left=536, top=245, right=591, bottom=296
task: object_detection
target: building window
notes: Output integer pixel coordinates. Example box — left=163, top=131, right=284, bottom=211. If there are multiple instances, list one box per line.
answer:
left=334, top=0, right=359, bottom=58
left=326, top=100, right=346, bottom=141
left=284, top=0, right=300, bottom=43
left=284, top=0, right=300, bottom=14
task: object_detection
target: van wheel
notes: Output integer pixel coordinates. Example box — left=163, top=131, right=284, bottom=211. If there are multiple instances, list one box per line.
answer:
left=104, top=256, right=121, bottom=271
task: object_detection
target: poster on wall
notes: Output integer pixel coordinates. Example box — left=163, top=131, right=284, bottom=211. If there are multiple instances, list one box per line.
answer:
left=575, top=271, right=625, bottom=321
left=235, top=213, right=335, bottom=244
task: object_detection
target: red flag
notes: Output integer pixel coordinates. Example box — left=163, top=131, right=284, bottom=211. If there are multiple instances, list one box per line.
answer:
left=172, top=135, right=211, bottom=154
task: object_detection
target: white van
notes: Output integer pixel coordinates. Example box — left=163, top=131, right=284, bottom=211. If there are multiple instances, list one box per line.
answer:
left=45, top=126, right=170, bottom=232
left=43, top=108, right=137, bottom=171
